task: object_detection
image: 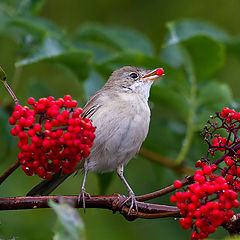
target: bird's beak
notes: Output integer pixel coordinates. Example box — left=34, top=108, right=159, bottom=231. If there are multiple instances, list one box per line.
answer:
left=141, top=68, right=164, bottom=81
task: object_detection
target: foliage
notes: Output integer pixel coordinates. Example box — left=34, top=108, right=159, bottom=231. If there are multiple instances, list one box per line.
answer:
left=1, top=0, right=240, bottom=240
left=49, top=200, right=86, bottom=240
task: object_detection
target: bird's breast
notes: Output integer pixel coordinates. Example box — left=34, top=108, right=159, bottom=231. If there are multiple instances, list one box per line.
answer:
left=86, top=93, right=151, bottom=173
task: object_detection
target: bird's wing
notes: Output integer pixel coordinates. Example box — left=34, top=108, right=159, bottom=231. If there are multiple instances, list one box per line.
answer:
left=81, top=92, right=103, bottom=119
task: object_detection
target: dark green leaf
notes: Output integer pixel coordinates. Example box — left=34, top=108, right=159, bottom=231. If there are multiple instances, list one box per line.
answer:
left=162, top=21, right=226, bottom=78
left=226, top=38, right=240, bottom=60
left=166, top=20, right=230, bottom=44
left=49, top=200, right=86, bottom=240
left=0, top=109, right=13, bottom=161
left=9, top=16, right=66, bottom=39
left=0, top=8, right=10, bottom=32
left=16, top=37, right=93, bottom=80
left=96, top=51, right=165, bottom=77
left=182, top=35, right=225, bottom=78
left=97, top=172, right=114, bottom=195
left=16, top=0, right=46, bottom=15
left=151, top=84, right=189, bottom=120
left=84, top=70, right=104, bottom=99
left=161, top=44, right=183, bottom=68
left=195, top=81, right=233, bottom=130
left=74, top=24, right=153, bottom=55
left=197, top=81, right=233, bottom=106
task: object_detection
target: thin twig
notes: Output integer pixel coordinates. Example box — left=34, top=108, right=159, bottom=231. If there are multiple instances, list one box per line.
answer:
left=139, top=148, right=195, bottom=174
left=136, top=175, right=194, bottom=202
left=0, top=160, right=20, bottom=185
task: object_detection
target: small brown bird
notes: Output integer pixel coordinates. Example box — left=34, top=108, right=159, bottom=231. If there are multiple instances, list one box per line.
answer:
left=27, top=66, right=164, bottom=211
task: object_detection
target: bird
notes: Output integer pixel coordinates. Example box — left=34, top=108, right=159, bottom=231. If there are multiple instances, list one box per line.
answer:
left=27, top=66, right=164, bottom=212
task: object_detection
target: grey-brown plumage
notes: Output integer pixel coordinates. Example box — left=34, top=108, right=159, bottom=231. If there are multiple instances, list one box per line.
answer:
left=27, top=66, right=163, bottom=211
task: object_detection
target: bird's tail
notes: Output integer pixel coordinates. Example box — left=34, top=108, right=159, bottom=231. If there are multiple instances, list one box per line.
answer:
left=26, top=172, right=72, bottom=196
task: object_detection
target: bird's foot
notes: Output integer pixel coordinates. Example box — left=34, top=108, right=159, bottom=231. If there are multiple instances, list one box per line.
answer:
left=121, top=191, right=138, bottom=214
left=78, top=187, right=91, bottom=212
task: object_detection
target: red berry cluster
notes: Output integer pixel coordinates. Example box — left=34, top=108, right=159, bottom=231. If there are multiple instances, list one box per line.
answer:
left=9, top=95, right=95, bottom=179
left=171, top=107, right=240, bottom=239
left=171, top=165, right=239, bottom=239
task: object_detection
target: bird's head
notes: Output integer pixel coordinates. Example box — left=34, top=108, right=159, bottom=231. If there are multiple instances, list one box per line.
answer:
left=104, top=66, right=164, bottom=99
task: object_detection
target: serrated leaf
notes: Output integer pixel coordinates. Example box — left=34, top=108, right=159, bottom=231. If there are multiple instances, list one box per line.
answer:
left=16, top=37, right=93, bottom=80
left=74, top=24, right=153, bottom=55
left=49, top=200, right=86, bottom=240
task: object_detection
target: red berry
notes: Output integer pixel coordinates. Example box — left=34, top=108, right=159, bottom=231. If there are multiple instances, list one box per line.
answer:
left=174, top=180, right=182, bottom=188
left=9, top=95, right=95, bottom=181
left=27, top=97, right=35, bottom=105
left=155, top=68, right=164, bottom=76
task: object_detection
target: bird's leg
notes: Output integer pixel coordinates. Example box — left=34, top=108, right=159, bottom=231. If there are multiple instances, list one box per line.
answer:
left=117, top=164, right=138, bottom=213
left=78, top=161, right=90, bottom=212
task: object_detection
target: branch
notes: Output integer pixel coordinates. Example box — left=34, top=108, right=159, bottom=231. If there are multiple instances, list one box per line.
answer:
left=0, top=195, right=180, bottom=221
left=0, top=160, right=20, bottom=185
left=223, top=213, right=240, bottom=235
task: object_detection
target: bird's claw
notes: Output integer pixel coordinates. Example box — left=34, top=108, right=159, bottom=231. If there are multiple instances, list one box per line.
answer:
left=121, top=192, right=138, bottom=214
left=78, top=187, right=91, bottom=212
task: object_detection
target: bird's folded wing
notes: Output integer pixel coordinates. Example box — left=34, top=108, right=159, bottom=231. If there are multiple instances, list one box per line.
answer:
left=82, top=92, right=102, bottom=119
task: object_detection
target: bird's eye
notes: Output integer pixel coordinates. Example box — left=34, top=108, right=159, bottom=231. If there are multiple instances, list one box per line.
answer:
left=129, top=72, right=138, bottom=79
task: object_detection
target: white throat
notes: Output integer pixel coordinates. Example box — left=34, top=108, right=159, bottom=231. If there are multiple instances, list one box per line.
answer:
left=127, top=80, right=153, bottom=100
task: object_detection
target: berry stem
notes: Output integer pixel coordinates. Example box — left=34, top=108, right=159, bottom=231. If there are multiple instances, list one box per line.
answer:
left=2, top=80, right=19, bottom=105
left=0, top=66, right=19, bottom=105
left=0, top=160, right=20, bottom=185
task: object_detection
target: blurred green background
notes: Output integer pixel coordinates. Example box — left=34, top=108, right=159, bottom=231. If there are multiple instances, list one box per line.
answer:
left=1, top=0, right=240, bottom=239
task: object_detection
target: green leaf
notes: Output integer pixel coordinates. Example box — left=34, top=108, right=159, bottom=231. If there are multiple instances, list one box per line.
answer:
left=16, top=0, right=46, bottom=15
left=16, top=37, right=93, bottom=80
left=84, top=70, right=104, bottom=99
left=162, top=21, right=226, bottom=78
left=166, top=20, right=230, bottom=44
left=0, top=109, right=13, bottom=161
left=9, top=16, right=66, bottom=39
left=197, top=81, right=233, bottom=106
left=49, top=200, right=86, bottom=240
left=151, top=84, right=189, bottom=120
left=182, top=35, right=225, bottom=78
left=195, top=81, right=233, bottom=130
left=0, top=8, right=10, bottom=32
left=161, top=44, right=183, bottom=68
left=97, top=172, right=114, bottom=195
left=74, top=24, right=153, bottom=55
left=96, top=51, right=165, bottom=77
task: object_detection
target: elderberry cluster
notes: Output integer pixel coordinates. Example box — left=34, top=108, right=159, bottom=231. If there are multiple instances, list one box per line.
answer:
left=171, top=107, right=240, bottom=240
left=9, top=95, right=95, bottom=179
